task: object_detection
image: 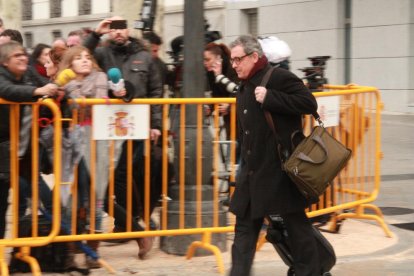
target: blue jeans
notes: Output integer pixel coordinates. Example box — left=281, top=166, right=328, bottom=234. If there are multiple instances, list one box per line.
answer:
left=18, top=175, right=53, bottom=217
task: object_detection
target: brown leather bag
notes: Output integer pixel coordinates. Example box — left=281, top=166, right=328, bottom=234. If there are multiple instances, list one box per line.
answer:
left=261, top=68, right=352, bottom=203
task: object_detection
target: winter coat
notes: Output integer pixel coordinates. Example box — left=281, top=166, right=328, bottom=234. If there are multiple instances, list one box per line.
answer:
left=0, top=65, right=48, bottom=173
left=229, top=64, right=318, bottom=219
left=84, top=33, right=163, bottom=129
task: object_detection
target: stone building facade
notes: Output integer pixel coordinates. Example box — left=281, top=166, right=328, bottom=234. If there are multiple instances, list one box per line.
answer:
left=8, top=0, right=413, bottom=113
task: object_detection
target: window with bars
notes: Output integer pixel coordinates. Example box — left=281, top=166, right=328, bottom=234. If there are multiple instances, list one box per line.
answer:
left=52, top=29, right=62, bottom=40
left=79, top=0, right=91, bottom=15
left=243, top=8, right=258, bottom=37
left=50, top=0, right=62, bottom=18
left=24, top=32, right=33, bottom=49
left=22, top=0, right=32, bottom=20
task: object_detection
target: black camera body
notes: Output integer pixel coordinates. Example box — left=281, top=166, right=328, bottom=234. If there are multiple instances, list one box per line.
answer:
left=300, top=56, right=331, bottom=92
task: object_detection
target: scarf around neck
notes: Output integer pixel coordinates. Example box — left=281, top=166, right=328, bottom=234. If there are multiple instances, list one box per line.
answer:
left=246, top=55, right=268, bottom=80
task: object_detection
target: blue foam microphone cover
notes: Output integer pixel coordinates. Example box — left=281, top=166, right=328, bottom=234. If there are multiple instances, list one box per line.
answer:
left=107, top=68, right=122, bottom=84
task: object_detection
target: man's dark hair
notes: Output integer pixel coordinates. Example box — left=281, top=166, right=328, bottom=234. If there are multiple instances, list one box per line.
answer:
left=142, top=31, right=162, bottom=45
left=0, top=29, right=23, bottom=45
left=0, top=18, right=3, bottom=28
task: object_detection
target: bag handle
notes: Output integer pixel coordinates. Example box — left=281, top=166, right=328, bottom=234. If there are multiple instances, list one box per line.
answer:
left=296, top=133, right=328, bottom=164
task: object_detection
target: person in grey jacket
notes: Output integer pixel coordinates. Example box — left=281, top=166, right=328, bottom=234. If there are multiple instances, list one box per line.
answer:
left=83, top=17, right=162, bottom=130
left=83, top=16, right=162, bottom=259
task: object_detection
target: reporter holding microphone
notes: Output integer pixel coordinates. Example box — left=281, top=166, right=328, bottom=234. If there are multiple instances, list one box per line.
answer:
left=84, top=16, right=163, bottom=259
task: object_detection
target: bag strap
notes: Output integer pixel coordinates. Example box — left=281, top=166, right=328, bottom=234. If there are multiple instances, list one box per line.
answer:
left=261, top=67, right=324, bottom=145
left=260, top=66, right=275, bottom=87
left=260, top=67, right=283, bottom=146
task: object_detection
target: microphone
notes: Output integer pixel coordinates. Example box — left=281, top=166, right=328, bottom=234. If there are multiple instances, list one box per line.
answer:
left=107, top=67, right=125, bottom=92
left=41, top=69, right=76, bottom=100
left=55, top=69, right=76, bottom=87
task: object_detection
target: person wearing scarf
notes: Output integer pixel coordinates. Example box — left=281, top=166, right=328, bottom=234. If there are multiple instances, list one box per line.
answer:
left=227, top=35, right=330, bottom=276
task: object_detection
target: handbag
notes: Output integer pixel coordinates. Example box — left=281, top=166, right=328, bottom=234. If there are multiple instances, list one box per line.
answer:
left=261, top=67, right=352, bottom=203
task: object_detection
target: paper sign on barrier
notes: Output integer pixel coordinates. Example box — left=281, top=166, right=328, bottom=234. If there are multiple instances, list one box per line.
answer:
left=315, top=96, right=340, bottom=128
left=92, top=104, right=150, bottom=140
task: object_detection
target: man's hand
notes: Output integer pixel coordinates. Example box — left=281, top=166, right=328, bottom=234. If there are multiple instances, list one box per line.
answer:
left=113, top=88, right=126, bottom=97
left=34, top=83, right=58, bottom=98
left=95, top=18, right=113, bottom=35
left=218, top=103, right=230, bottom=115
left=212, top=58, right=223, bottom=76
left=254, top=86, right=267, bottom=104
left=150, top=129, right=161, bottom=145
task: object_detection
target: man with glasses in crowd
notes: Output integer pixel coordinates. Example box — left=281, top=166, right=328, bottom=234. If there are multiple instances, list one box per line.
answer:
left=227, top=35, right=326, bottom=276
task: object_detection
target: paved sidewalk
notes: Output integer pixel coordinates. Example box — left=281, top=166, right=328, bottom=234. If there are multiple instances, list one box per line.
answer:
left=26, top=211, right=408, bottom=276
left=90, top=217, right=411, bottom=276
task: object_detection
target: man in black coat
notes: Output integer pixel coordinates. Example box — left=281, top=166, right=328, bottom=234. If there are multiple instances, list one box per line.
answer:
left=228, top=35, right=322, bottom=276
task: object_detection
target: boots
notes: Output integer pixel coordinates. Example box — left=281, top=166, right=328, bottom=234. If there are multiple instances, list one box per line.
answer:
left=85, top=240, right=101, bottom=269
left=136, top=237, right=154, bottom=259
left=63, top=242, right=78, bottom=270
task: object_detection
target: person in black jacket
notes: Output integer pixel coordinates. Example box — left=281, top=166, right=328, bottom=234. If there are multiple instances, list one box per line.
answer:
left=227, top=35, right=323, bottom=276
left=83, top=16, right=162, bottom=258
left=0, top=41, right=58, bottom=238
left=203, top=43, right=239, bottom=140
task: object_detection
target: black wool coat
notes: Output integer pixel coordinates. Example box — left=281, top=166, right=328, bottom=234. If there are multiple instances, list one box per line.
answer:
left=229, top=65, right=318, bottom=219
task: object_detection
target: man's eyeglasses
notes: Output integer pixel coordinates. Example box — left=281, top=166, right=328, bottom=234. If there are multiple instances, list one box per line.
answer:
left=9, top=52, right=28, bottom=59
left=230, top=53, right=252, bottom=65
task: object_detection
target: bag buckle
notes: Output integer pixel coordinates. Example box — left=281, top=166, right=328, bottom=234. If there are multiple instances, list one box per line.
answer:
left=316, top=117, right=324, bottom=128
left=293, top=166, right=299, bottom=175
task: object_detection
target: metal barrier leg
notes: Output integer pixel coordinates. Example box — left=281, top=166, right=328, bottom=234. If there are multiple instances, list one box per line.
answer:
left=333, top=205, right=393, bottom=238
left=186, top=231, right=225, bottom=275
left=256, top=232, right=267, bottom=251
left=362, top=204, right=384, bottom=217
left=360, top=204, right=393, bottom=238
left=97, top=258, right=116, bottom=274
left=0, top=246, right=9, bottom=276
left=325, top=212, right=345, bottom=233
left=14, top=247, right=41, bottom=276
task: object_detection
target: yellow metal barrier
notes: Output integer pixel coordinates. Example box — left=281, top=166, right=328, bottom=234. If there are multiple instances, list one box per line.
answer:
left=310, top=85, right=391, bottom=237
left=0, top=98, right=62, bottom=276
left=0, top=85, right=390, bottom=275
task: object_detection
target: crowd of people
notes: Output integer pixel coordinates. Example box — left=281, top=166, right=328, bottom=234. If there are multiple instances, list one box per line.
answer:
left=0, top=15, right=332, bottom=276
left=0, top=16, right=164, bottom=270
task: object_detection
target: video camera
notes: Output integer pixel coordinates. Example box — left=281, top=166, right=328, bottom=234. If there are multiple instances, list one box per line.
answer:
left=134, top=0, right=157, bottom=31
left=166, top=20, right=222, bottom=95
left=300, top=56, right=331, bottom=92
left=168, top=20, right=221, bottom=64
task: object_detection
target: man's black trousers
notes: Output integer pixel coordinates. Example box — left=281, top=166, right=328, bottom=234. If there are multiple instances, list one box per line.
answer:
left=229, top=209, right=320, bottom=276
